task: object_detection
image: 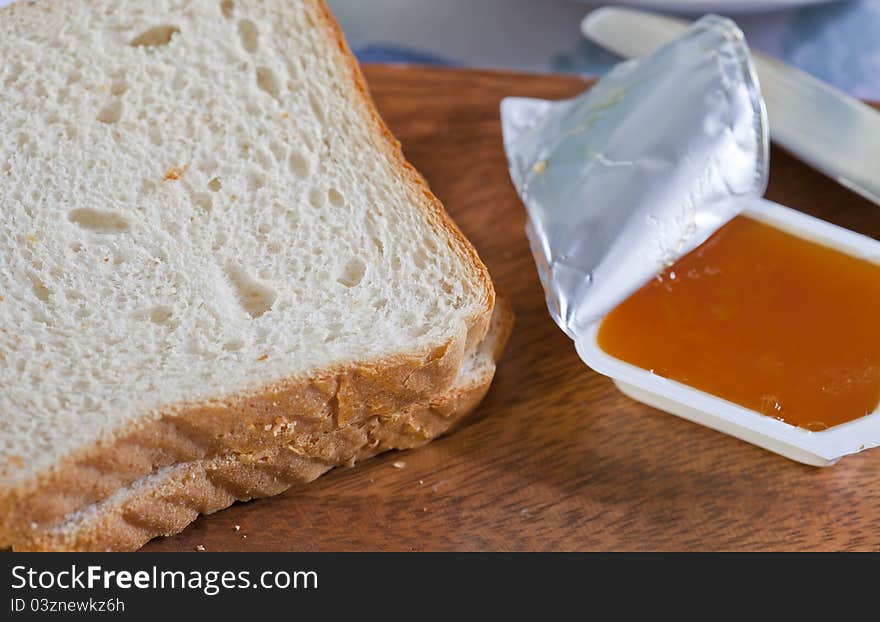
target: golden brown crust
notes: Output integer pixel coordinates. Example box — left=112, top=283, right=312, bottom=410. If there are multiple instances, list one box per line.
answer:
left=15, top=298, right=513, bottom=552
left=20, top=378, right=492, bottom=552
left=0, top=0, right=496, bottom=548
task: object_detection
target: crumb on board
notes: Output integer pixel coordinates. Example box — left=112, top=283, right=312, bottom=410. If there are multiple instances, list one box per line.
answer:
left=194, top=544, right=206, bottom=551
left=418, top=480, right=424, bottom=485
left=234, top=525, right=241, bottom=531
left=392, top=461, right=406, bottom=469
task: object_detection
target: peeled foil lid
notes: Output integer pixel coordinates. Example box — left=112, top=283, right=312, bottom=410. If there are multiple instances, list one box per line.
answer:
left=501, top=15, right=769, bottom=343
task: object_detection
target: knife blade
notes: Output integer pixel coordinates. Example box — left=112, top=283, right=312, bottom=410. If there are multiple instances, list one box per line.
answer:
left=581, top=6, right=880, bottom=206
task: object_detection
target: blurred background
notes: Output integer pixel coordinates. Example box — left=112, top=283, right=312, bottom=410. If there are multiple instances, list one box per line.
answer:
left=326, top=0, right=880, bottom=99
left=0, top=0, right=876, bottom=99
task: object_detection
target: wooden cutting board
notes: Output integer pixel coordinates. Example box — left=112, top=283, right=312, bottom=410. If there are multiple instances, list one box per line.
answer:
left=144, top=65, right=880, bottom=552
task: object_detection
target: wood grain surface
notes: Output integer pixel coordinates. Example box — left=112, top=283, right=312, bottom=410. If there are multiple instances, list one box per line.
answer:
left=143, top=65, right=880, bottom=552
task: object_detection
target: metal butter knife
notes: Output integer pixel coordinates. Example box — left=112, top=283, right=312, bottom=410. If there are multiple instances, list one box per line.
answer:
left=581, top=6, right=880, bottom=206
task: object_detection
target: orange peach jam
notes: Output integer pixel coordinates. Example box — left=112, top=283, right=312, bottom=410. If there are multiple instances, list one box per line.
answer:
left=598, top=215, right=880, bottom=431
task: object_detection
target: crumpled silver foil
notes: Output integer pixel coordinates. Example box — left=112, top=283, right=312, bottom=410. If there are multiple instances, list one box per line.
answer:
left=501, top=15, right=768, bottom=342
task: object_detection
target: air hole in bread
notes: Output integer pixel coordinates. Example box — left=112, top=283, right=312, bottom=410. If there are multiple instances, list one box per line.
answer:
left=410, top=324, right=431, bottom=338
left=28, top=273, right=51, bottom=302
left=130, top=25, right=180, bottom=48
left=254, top=149, right=272, bottom=170
left=149, top=306, right=174, bottom=325
left=422, top=235, right=439, bottom=253
left=238, top=20, right=259, bottom=54
left=268, top=141, right=285, bottom=163
left=199, top=157, right=218, bottom=174
left=220, top=0, right=234, bottom=18
left=171, top=72, right=187, bottom=92
left=192, top=192, right=212, bottom=212
left=223, top=339, right=244, bottom=351
left=289, top=152, right=309, bottom=178
left=110, top=77, right=127, bottom=96
left=324, top=322, right=343, bottom=343
left=96, top=100, right=122, bottom=124
left=308, top=188, right=323, bottom=209
left=69, top=208, right=130, bottom=234
left=4, top=61, right=24, bottom=86
left=249, top=172, right=267, bottom=191
left=207, top=177, right=222, bottom=192
left=225, top=263, right=276, bottom=319
left=327, top=188, right=344, bottom=208
left=212, top=230, right=228, bottom=252
left=255, top=66, right=280, bottom=101
left=337, top=258, right=365, bottom=288
left=363, top=215, right=383, bottom=252
left=308, top=92, right=325, bottom=124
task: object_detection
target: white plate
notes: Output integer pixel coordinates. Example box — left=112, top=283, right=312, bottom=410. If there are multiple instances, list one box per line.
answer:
left=577, top=0, right=841, bottom=14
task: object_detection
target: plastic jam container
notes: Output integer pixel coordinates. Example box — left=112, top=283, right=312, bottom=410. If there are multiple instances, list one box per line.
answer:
left=576, top=198, right=880, bottom=466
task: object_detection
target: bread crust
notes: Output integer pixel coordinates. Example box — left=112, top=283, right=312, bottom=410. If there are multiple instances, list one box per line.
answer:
left=0, top=0, right=496, bottom=549
left=15, top=296, right=513, bottom=551
left=20, top=370, right=494, bottom=552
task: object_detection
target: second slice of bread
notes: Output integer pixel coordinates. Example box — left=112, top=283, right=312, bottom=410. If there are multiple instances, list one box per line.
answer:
left=16, top=298, right=512, bottom=551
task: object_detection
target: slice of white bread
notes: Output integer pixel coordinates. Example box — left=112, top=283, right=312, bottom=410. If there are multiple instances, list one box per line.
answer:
left=0, top=0, right=497, bottom=549
left=16, top=298, right=512, bottom=551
